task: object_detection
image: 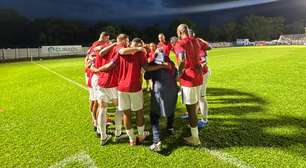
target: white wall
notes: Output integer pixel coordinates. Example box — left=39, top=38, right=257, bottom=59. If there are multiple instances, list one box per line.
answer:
left=0, top=47, right=89, bottom=61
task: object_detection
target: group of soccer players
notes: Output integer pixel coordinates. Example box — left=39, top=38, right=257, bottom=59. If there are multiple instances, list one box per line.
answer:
left=84, top=24, right=211, bottom=151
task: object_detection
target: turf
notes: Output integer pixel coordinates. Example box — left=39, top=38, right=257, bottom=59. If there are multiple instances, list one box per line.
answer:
left=0, top=46, right=306, bottom=168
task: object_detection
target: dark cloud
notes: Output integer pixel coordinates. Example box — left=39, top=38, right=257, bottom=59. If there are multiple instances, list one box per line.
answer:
left=0, top=0, right=163, bottom=21
left=0, top=0, right=305, bottom=27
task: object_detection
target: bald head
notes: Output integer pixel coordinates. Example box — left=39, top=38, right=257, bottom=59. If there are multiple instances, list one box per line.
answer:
left=177, top=24, right=189, bottom=39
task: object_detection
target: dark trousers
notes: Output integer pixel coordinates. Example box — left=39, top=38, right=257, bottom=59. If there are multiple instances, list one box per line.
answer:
left=150, top=112, right=174, bottom=143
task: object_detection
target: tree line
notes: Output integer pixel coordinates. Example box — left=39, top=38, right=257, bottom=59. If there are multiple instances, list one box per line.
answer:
left=0, top=9, right=305, bottom=48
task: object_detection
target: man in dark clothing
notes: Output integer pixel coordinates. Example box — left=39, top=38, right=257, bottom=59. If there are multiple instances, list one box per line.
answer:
left=144, top=48, right=179, bottom=152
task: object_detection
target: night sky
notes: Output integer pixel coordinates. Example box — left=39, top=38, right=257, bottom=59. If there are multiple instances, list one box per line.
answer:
left=0, top=0, right=305, bottom=27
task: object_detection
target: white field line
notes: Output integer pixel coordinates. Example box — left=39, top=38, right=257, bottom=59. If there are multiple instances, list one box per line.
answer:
left=33, top=62, right=87, bottom=90
left=34, top=61, right=254, bottom=168
left=204, top=148, right=255, bottom=168
left=49, top=151, right=97, bottom=168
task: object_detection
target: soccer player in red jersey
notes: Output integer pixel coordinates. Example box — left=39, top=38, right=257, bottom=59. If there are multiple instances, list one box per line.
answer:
left=115, top=36, right=170, bottom=145
left=188, top=29, right=212, bottom=128
left=90, top=32, right=113, bottom=138
left=90, top=32, right=111, bottom=53
left=92, top=36, right=131, bottom=145
left=84, top=52, right=98, bottom=132
left=157, top=33, right=172, bottom=57
left=148, top=43, right=157, bottom=63
left=175, top=24, right=203, bottom=145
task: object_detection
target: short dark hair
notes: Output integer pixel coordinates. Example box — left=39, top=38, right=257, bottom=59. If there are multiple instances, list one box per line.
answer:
left=132, top=37, right=142, bottom=44
left=117, top=34, right=129, bottom=41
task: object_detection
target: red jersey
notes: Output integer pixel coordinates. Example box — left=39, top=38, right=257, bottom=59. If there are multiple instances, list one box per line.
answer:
left=197, top=38, right=210, bottom=74
left=175, top=36, right=203, bottom=87
left=93, top=42, right=112, bottom=68
left=97, top=45, right=120, bottom=88
left=148, top=50, right=155, bottom=63
left=115, top=50, right=147, bottom=92
left=85, top=68, right=93, bottom=88
left=85, top=57, right=95, bottom=88
left=87, top=47, right=94, bottom=55
left=91, top=41, right=103, bottom=54
left=157, top=42, right=172, bottom=57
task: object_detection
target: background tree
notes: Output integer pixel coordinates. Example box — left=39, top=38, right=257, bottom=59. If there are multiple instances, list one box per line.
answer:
left=0, top=9, right=302, bottom=48
left=221, top=22, right=239, bottom=42
left=142, top=24, right=163, bottom=43
left=241, top=15, right=285, bottom=41
left=285, top=20, right=305, bottom=34
left=0, top=9, right=35, bottom=47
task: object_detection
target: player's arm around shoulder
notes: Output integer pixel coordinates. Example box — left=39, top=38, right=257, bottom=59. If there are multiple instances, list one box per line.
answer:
left=99, top=43, right=117, bottom=56
left=119, top=47, right=147, bottom=55
left=142, top=62, right=171, bottom=72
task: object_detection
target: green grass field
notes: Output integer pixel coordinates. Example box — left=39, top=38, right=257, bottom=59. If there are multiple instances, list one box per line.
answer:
left=1, top=46, right=306, bottom=168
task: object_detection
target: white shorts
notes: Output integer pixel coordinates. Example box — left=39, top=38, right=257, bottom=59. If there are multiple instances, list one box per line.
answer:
left=91, top=74, right=100, bottom=100
left=99, top=87, right=118, bottom=103
left=86, top=74, right=97, bottom=101
left=181, top=86, right=201, bottom=105
left=200, top=70, right=211, bottom=97
left=118, top=91, right=143, bottom=111
left=88, top=88, right=97, bottom=101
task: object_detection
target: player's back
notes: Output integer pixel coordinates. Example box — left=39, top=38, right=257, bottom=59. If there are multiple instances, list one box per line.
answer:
left=117, top=51, right=147, bottom=92
left=177, top=36, right=203, bottom=87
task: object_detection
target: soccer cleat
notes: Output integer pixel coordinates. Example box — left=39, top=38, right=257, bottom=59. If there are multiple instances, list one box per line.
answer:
left=149, top=141, right=162, bottom=152
left=138, top=131, right=150, bottom=143
left=100, top=134, right=112, bottom=146
left=128, top=137, right=139, bottom=146
left=198, top=119, right=208, bottom=129
left=129, top=141, right=137, bottom=146
left=183, top=136, right=201, bottom=146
